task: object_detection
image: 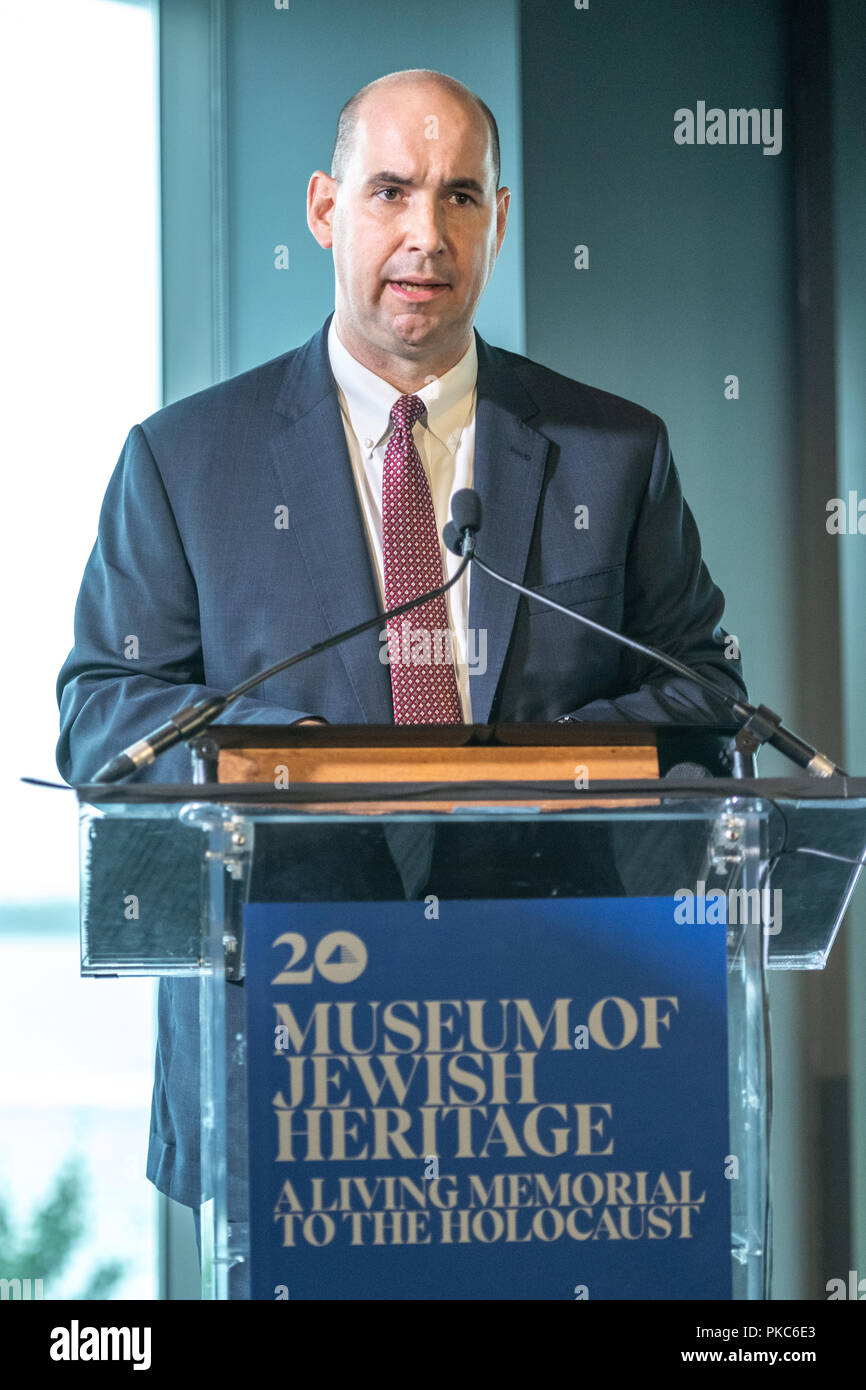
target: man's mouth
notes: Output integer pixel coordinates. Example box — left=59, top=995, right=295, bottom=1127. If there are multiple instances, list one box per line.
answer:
left=387, top=279, right=450, bottom=302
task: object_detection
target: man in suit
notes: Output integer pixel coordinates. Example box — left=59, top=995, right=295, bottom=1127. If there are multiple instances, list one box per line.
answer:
left=57, top=69, right=745, bottom=1255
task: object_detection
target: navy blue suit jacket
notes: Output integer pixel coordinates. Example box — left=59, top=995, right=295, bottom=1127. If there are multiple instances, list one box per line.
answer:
left=57, top=313, right=745, bottom=1206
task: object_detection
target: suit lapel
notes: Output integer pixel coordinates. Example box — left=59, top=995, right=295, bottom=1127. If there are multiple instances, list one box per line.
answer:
left=268, top=315, right=394, bottom=723
left=468, top=331, right=550, bottom=724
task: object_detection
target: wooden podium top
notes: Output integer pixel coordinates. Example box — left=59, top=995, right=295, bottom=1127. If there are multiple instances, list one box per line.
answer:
left=185, top=723, right=737, bottom=812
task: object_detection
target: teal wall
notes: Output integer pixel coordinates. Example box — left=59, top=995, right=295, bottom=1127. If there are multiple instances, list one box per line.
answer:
left=520, top=0, right=797, bottom=738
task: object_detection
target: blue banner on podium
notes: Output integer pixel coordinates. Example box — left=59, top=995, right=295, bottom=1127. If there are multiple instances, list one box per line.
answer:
left=244, top=897, right=731, bottom=1300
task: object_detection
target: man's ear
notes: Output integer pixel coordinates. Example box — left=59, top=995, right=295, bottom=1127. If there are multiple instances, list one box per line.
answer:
left=307, top=171, right=337, bottom=249
left=495, top=186, right=511, bottom=257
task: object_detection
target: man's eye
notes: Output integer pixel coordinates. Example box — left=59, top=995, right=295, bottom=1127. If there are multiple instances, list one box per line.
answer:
left=374, top=188, right=475, bottom=205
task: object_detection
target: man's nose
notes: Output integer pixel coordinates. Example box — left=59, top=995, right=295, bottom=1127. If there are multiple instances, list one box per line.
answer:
left=404, top=196, right=447, bottom=254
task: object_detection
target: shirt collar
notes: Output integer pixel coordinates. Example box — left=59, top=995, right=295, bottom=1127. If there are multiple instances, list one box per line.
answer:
left=328, top=315, right=477, bottom=457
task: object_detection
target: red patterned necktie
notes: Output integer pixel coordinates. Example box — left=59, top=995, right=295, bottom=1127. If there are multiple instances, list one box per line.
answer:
left=382, top=393, right=462, bottom=724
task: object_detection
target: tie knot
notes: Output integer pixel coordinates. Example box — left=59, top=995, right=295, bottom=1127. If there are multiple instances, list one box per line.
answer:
left=390, top=393, right=426, bottom=433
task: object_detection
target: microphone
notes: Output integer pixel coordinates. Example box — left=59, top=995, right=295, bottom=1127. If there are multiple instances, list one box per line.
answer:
left=443, top=489, right=481, bottom=558
left=90, top=696, right=228, bottom=785
left=451, top=487, right=483, bottom=540
left=93, top=485, right=844, bottom=784
left=91, top=544, right=472, bottom=784
left=444, top=489, right=844, bottom=779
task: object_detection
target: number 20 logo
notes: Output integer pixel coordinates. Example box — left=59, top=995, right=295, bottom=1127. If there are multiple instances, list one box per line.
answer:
left=271, top=930, right=368, bottom=985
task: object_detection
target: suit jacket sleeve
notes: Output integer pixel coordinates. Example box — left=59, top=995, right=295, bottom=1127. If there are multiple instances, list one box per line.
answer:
left=56, top=424, right=320, bottom=784
left=561, top=416, right=746, bottom=724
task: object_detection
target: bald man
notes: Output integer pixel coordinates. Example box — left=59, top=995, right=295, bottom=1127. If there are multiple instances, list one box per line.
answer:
left=312, top=69, right=508, bottom=393
left=57, top=69, right=745, bottom=1269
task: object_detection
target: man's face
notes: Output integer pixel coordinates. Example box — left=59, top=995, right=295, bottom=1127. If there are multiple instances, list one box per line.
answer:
left=308, top=81, right=509, bottom=381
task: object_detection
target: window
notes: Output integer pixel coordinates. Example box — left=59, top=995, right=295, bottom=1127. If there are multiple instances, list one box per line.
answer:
left=0, top=0, right=159, bottom=1300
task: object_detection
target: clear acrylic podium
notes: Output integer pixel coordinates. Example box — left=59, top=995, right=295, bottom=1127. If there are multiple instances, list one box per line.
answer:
left=74, top=724, right=866, bottom=1300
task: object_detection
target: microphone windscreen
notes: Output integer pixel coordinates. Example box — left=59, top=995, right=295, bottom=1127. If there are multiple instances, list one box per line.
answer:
left=664, top=761, right=711, bottom=780
left=442, top=521, right=462, bottom=555
left=450, top=488, right=482, bottom=534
